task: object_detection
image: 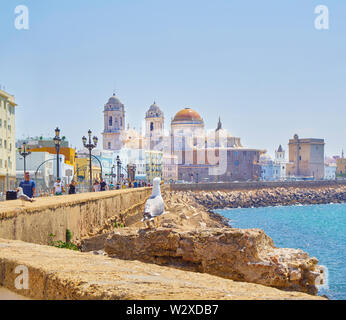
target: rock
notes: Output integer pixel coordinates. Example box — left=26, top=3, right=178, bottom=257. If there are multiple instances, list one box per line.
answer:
left=105, top=227, right=324, bottom=295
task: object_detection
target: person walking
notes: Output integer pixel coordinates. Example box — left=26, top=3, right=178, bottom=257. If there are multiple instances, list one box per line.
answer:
left=52, top=178, right=65, bottom=196
left=19, top=172, right=36, bottom=199
left=92, top=180, right=101, bottom=192
left=100, top=178, right=108, bottom=191
left=68, top=180, right=77, bottom=195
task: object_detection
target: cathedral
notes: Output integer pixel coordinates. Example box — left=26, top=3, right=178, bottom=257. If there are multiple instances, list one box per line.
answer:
left=102, top=93, right=263, bottom=182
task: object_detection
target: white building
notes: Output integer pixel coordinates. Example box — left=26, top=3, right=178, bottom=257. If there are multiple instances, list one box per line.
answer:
left=16, top=151, right=54, bottom=188
left=16, top=151, right=74, bottom=192
left=274, top=145, right=287, bottom=180
left=259, top=153, right=281, bottom=181
left=324, top=164, right=336, bottom=180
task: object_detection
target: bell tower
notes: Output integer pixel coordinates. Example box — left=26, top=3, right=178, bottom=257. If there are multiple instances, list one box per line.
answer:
left=102, top=93, right=125, bottom=150
left=145, top=102, right=164, bottom=150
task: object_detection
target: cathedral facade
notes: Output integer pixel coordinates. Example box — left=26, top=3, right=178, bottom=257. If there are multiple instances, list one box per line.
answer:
left=101, top=93, right=263, bottom=182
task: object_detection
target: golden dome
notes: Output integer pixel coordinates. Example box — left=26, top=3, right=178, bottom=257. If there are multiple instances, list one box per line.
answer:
left=172, top=108, right=203, bottom=123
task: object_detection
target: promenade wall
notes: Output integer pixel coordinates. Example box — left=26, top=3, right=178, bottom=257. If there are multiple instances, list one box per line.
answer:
left=0, top=188, right=152, bottom=245
left=170, top=180, right=346, bottom=192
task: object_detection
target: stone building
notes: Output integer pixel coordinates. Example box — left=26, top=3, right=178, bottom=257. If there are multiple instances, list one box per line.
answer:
left=145, top=150, right=163, bottom=183
left=286, top=134, right=325, bottom=180
left=169, top=108, right=262, bottom=182
left=336, top=150, right=346, bottom=178
left=102, top=94, right=126, bottom=150
left=163, top=154, right=178, bottom=183
left=145, top=102, right=164, bottom=151
left=100, top=94, right=263, bottom=183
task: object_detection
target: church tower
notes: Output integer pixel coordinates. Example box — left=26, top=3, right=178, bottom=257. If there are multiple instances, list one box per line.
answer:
left=145, top=102, right=164, bottom=150
left=275, top=145, right=285, bottom=163
left=102, top=93, right=125, bottom=150
left=275, top=145, right=286, bottom=180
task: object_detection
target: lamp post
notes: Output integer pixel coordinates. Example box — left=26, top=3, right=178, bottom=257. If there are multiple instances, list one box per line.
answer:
left=111, top=165, right=115, bottom=185
left=53, top=127, right=62, bottom=179
left=18, top=142, right=31, bottom=176
left=116, top=156, right=121, bottom=184
left=82, top=130, right=98, bottom=191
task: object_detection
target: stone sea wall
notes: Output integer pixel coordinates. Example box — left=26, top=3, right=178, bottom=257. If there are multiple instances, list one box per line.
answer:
left=0, top=188, right=153, bottom=245
left=188, top=185, right=346, bottom=209
left=170, top=180, right=346, bottom=192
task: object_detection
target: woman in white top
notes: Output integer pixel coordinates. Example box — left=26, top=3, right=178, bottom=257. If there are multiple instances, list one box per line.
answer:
left=92, top=180, right=101, bottom=192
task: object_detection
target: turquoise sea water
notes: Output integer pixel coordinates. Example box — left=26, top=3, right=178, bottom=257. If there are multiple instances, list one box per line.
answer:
left=216, top=203, right=346, bottom=300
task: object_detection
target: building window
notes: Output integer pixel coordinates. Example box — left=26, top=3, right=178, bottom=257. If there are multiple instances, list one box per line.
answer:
left=150, top=122, right=154, bottom=131
left=109, top=116, right=113, bottom=127
left=108, top=142, right=111, bottom=149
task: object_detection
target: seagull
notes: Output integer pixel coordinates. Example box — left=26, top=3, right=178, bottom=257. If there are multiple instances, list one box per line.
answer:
left=16, top=187, right=35, bottom=206
left=142, top=177, right=165, bottom=228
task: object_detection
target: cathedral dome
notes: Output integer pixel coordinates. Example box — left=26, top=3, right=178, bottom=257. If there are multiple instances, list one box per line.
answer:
left=172, top=108, right=203, bottom=124
left=146, top=102, right=164, bottom=118
left=105, top=93, right=124, bottom=111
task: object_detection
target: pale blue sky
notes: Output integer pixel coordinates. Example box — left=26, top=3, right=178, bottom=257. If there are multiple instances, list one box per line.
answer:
left=0, top=0, right=345, bottom=157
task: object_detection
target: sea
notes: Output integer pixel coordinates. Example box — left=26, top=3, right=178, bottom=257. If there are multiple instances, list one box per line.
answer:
left=216, top=203, right=346, bottom=300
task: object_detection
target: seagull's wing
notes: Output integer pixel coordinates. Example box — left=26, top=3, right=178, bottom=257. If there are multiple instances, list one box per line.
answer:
left=142, top=195, right=164, bottom=221
left=18, top=194, right=33, bottom=202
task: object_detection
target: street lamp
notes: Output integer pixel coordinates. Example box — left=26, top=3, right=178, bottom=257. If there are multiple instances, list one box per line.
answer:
left=116, top=155, right=122, bottom=185
left=111, top=165, right=115, bottom=185
left=82, top=129, right=98, bottom=191
left=53, top=127, right=62, bottom=179
left=18, top=142, right=31, bottom=176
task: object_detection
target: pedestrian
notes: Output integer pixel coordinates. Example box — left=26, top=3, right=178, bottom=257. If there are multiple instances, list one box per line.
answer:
left=134, top=180, right=138, bottom=188
left=100, top=178, right=108, bottom=191
left=19, top=172, right=36, bottom=199
left=52, top=178, right=65, bottom=196
left=68, top=180, right=77, bottom=195
left=92, top=180, right=100, bottom=192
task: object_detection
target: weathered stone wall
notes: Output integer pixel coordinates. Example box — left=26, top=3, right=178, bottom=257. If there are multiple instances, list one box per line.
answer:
left=0, top=188, right=153, bottom=245
left=0, top=238, right=325, bottom=300
left=105, top=228, right=325, bottom=295
left=170, top=180, right=346, bottom=192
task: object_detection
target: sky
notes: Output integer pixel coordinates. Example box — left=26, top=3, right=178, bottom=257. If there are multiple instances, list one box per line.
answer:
left=0, top=0, right=345, bottom=158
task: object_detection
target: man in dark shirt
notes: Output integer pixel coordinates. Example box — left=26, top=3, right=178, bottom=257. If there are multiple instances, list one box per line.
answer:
left=19, top=172, right=36, bottom=198
left=100, top=178, right=107, bottom=191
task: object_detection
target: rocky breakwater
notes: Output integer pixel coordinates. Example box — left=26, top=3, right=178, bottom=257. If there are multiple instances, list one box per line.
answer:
left=105, top=227, right=324, bottom=295
left=190, top=185, right=346, bottom=209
